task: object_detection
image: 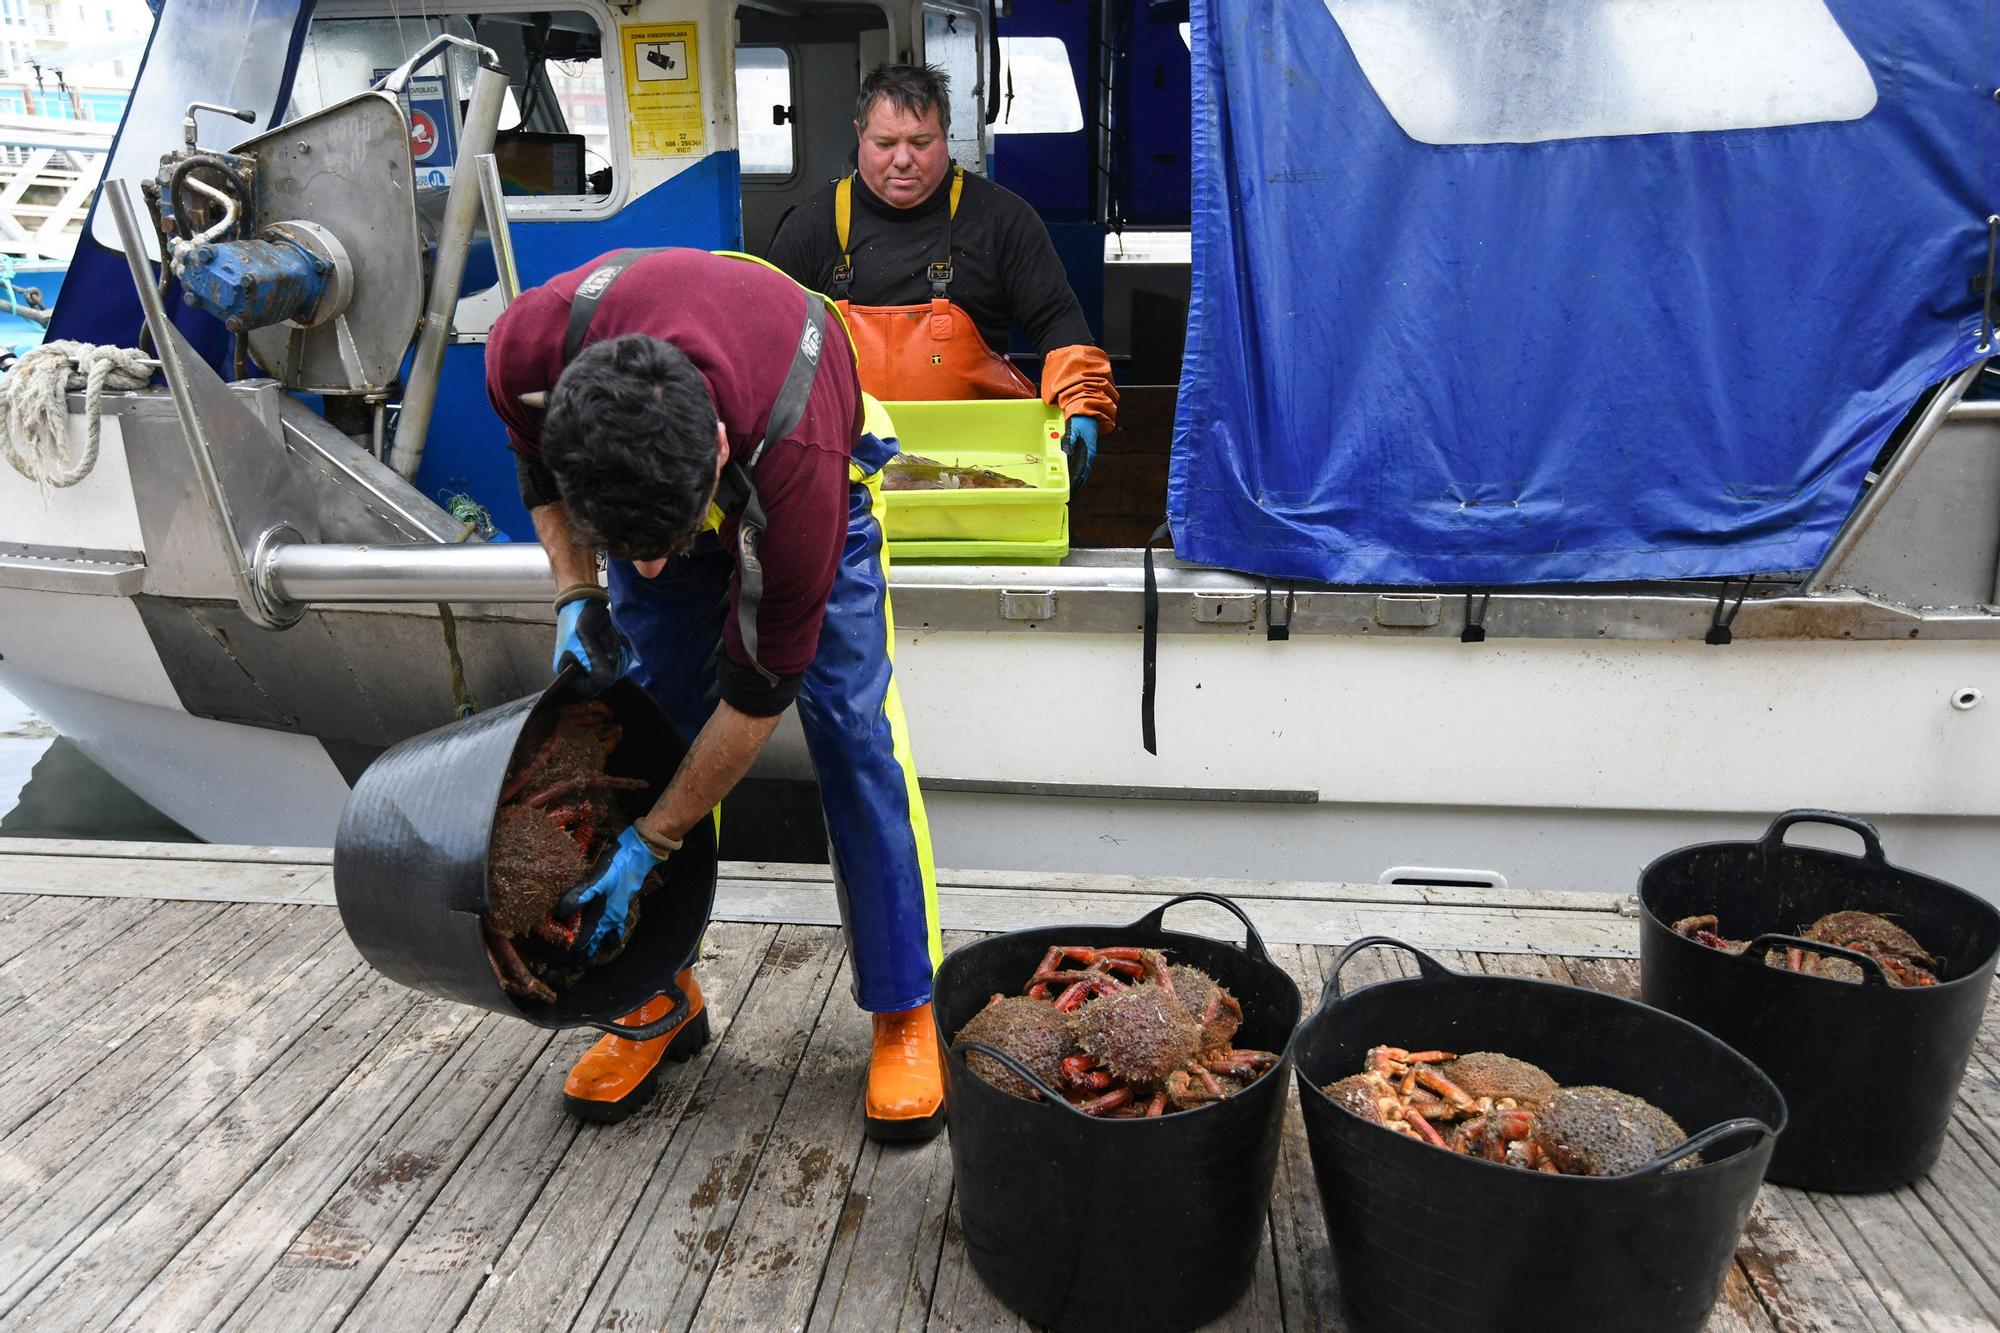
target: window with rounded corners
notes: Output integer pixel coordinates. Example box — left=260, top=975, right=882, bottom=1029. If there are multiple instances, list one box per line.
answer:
left=734, top=45, right=795, bottom=176
left=993, top=36, right=1082, bottom=135
left=1322, top=0, right=1877, bottom=146
left=286, top=5, right=625, bottom=212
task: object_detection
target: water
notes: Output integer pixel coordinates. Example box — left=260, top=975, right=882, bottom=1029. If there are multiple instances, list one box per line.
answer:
left=0, top=682, right=194, bottom=841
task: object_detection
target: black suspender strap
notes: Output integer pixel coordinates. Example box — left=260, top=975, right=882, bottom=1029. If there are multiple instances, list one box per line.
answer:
left=732, top=289, right=827, bottom=683
left=564, top=248, right=666, bottom=362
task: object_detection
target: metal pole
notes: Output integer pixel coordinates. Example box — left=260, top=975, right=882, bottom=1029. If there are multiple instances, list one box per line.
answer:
left=104, top=179, right=295, bottom=629
left=392, top=59, right=510, bottom=481
left=474, top=152, right=520, bottom=308
left=1800, top=359, right=1987, bottom=596
left=259, top=541, right=554, bottom=604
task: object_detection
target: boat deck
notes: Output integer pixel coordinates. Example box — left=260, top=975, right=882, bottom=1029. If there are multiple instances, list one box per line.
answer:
left=0, top=838, right=1995, bottom=1332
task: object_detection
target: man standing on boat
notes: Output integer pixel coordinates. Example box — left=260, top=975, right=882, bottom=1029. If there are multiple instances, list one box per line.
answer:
left=767, top=63, right=1117, bottom=485
left=485, top=248, right=946, bottom=1142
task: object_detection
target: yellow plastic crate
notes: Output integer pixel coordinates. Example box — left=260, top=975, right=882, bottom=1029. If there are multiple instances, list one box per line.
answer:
left=878, top=399, right=1069, bottom=558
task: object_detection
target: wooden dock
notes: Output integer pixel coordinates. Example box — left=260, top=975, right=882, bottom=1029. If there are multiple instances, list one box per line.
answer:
left=0, top=838, right=1994, bottom=1331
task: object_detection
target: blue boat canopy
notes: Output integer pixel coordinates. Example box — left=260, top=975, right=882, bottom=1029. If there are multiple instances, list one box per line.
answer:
left=1170, top=0, right=1996, bottom=585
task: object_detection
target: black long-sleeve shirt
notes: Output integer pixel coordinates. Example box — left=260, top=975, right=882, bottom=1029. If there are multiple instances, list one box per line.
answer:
left=767, top=170, right=1094, bottom=357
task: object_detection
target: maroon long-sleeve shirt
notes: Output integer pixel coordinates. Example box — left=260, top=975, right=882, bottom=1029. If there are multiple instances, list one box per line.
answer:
left=487, top=249, right=863, bottom=716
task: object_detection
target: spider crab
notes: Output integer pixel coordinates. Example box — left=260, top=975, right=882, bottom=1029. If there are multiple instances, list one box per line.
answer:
left=483, top=700, right=651, bottom=1002
left=1672, top=909, right=1939, bottom=986
left=1324, top=1048, right=1696, bottom=1175
left=964, top=944, right=1278, bottom=1117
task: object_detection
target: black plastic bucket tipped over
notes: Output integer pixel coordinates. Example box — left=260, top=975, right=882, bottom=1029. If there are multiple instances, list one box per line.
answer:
left=1639, top=809, right=2000, bottom=1192
left=333, top=671, right=716, bottom=1040
left=1292, top=937, right=1784, bottom=1333
left=934, top=892, right=1301, bottom=1333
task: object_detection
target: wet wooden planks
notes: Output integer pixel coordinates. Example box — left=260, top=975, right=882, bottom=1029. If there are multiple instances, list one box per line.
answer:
left=0, top=889, right=1992, bottom=1331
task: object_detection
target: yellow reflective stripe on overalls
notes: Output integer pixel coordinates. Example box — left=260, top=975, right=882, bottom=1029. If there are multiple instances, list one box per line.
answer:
left=856, top=447, right=942, bottom=969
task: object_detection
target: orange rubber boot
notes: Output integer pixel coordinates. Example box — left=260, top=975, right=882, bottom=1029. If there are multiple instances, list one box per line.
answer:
left=864, top=1002, right=946, bottom=1142
left=562, top=968, right=709, bottom=1124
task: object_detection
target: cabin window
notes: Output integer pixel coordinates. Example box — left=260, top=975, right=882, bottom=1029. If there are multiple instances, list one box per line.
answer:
left=734, top=45, right=796, bottom=177
left=992, top=36, right=1081, bottom=136
left=920, top=2, right=982, bottom=169
left=288, top=9, right=620, bottom=204
left=1322, top=0, right=1878, bottom=145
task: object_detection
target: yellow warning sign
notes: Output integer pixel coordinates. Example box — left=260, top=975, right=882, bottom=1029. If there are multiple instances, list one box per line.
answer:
left=623, top=23, right=704, bottom=158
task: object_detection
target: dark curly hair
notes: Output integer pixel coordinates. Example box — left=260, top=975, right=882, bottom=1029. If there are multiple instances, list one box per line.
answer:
left=542, top=334, right=720, bottom=560
left=857, top=63, right=951, bottom=136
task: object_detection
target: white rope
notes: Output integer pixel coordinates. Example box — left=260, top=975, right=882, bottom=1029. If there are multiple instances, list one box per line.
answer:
left=0, top=340, right=154, bottom=501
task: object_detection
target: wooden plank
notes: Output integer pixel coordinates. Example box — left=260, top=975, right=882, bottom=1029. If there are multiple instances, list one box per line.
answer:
left=0, top=897, right=96, bottom=967
left=1809, top=1187, right=2000, bottom=1331
left=331, top=922, right=777, bottom=1333
left=1264, top=942, right=1346, bottom=1333
left=0, top=896, right=167, bottom=1017
left=7, top=986, right=475, bottom=1327
left=805, top=1137, right=953, bottom=1333
left=806, top=930, right=982, bottom=1333
left=714, top=880, right=1640, bottom=957
left=0, top=839, right=333, bottom=866
left=0, top=926, right=367, bottom=1304
left=690, top=951, right=875, bottom=1331
left=923, top=1198, right=1031, bottom=1333
left=0, top=852, right=333, bottom=905
left=1, top=841, right=1631, bottom=916
left=557, top=926, right=846, bottom=1333
left=0, top=900, right=217, bottom=1027
left=114, top=1008, right=551, bottom=1331
left=0, top=944, right=400, bottom=1304
left=0, top=905, right=337, bottom=1133
left=0, top=900, right=242, bottom=1092
left=1735, top=1187, right=1900, bottom=1333
left=720, top=859, right=1630, bottom=915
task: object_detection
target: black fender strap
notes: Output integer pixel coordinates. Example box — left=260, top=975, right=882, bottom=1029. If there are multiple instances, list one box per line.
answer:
left=1141, top=521, right=1170, bottom=755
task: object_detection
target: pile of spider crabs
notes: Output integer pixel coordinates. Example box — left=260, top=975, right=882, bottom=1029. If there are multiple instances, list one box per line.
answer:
left=481, top=698, right=657, bottom=1003
left=955, top=945, right=1280, bottom=1116
left=1324, top=1048, right=1695, bottom=1176
left=1673, top=908, right=1939, bottom=987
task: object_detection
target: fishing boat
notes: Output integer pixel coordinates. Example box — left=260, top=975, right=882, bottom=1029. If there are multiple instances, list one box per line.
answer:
left=0, top=0, right=1994, bottom=897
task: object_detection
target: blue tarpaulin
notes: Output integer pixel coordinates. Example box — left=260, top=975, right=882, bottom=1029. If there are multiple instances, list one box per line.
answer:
left=1170, top=0, right=1996, bottom=585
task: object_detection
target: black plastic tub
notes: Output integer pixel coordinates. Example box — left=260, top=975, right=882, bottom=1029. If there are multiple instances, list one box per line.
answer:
left=935, top=892, right=1301, bottom=1333
left=1293, top=937, right=1784, bottom=1333
left=1639, top=809, right=2000, bottom=1192
left=333, top=672, right=716, bottom=1040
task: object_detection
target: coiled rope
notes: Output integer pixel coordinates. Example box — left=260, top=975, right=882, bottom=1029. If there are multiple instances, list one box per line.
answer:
left=0, top=340, right=155, bottom=500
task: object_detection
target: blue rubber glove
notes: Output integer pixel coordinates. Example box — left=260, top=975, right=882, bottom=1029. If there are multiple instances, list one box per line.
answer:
left=558, top=824, right=668, bottom=960
left=1061, top=415, right=1099, bottom=488
left=552, top=589, right=633, bottom=695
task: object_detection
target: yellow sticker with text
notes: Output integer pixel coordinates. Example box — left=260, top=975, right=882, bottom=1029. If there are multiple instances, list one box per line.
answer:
left=623, top=23, right=704, bottom=158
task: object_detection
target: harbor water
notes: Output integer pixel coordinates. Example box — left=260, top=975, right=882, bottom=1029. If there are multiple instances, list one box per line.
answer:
left=0, top=682, right=193, bottom=841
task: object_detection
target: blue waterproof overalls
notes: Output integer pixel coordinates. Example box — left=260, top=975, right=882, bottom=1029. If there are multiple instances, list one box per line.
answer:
left=567, top=250, right=943, bottom=1013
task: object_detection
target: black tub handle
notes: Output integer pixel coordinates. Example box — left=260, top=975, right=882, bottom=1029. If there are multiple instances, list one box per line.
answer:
left=1760, top=809, right=1887, bottom=865
left=952, top=1039, right=1104, bottom=1122
left=589, top=977, right=692, bottom=1040
left=1317, top=935, right=1453, bottom=1014
left=1741, top=933, right=1894, bottom=987
left=1624, top=1117, right=1775, bottom=1178
left=1129, top=892, right=1271, bottom=964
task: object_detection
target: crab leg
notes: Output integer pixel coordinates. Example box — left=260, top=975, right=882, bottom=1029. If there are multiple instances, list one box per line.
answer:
left=1398, top=1107, right=1450, bottom=1148
left=1412, top=1065, right=1476, bottom=1111
left=1062, top=1053, right=1114, bottom=1092
left=524, top=773, right=651, bottom=809
left=1076, top=1086, right=1135, bottom=1116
